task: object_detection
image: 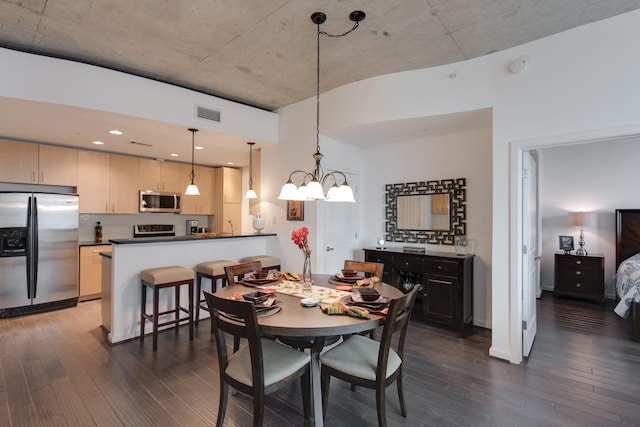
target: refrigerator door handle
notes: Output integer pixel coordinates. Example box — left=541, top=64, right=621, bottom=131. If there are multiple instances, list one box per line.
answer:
left=33, top=196, right=39, bottom=299
left=26, top=196, right=33, bottom=299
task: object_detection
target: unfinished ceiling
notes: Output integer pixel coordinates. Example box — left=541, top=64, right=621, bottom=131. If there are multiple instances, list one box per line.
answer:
left=1, top=0, right=639, bottom=165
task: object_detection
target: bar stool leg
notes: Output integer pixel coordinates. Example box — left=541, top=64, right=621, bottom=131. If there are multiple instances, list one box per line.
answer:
left=195, top=273, right=202, bottom=325
left=140, top=283, right=147, bottom=344
left=188, top=280, right=194, bottom=340
left=175, top=285, right=180, bottom=336
left=153, top=286, right=160, bottom=352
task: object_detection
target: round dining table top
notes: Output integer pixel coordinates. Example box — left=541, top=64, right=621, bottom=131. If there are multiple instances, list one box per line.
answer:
left=214, top=273, right=403, bottom=338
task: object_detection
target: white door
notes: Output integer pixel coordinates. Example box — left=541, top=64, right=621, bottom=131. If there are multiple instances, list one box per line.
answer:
left=319, top=174, right=359, bottom=274
left=522, top=150, right=539, bottom=357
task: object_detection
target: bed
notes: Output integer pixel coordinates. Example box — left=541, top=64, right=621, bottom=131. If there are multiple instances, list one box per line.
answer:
left=615, top=209, right=640, bottom=342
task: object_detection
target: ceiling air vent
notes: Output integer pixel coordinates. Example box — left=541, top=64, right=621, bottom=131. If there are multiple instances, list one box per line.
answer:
left=196, top=105, right=221, bottom=122
left=129, top=140, right=153, bottom=147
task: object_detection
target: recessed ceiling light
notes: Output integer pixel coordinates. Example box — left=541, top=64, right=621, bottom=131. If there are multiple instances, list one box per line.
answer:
left=92, top=140, right=104, bottom=145
left=227, top=162, right=234, bottom=165
left=195, top=146, right=204, bottom=150
left=170, top=153, right=179, bottom=157
left=109, top=130, right=123, bottom=135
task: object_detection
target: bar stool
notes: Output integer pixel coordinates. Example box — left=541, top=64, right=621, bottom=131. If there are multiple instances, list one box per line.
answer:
left=238, top=255, right=281, bottom=272
left=195, top=260, right=238, bottom=327
left=140, top=266, right=194, bottom=352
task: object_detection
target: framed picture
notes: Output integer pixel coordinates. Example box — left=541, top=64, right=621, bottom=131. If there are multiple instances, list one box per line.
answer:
left=287, top=200, right=304, bottom=221
left=559, top=235, right=574, bottom=254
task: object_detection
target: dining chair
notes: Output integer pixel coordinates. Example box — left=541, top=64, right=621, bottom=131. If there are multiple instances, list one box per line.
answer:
left=204, top=290, right=311, bottom=427
left=344, top=260, right=384, bottom=278
left=344, top=260, right=384, bottom=339
left=319, top=285, right=420, bottom=427
left=225, top=261, right=263, bottom=285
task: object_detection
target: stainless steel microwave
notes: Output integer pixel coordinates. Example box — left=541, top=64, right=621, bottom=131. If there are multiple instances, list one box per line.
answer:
left=139, top=191, right=181, bottom=213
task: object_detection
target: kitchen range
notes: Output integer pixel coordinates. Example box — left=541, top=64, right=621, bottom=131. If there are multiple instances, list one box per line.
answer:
left=0, top=191, right=79, bottom=318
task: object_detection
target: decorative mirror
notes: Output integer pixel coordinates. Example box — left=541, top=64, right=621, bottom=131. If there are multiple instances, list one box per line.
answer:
left=385, top=178, right=466, bottom=245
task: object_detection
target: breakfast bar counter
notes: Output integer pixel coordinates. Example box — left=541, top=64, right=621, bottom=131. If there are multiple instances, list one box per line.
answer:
left=102, top=233, right=279, bottom=344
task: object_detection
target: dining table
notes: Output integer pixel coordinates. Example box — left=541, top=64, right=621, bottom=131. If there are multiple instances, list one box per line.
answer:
left=214, top=273, right=404, bottom=427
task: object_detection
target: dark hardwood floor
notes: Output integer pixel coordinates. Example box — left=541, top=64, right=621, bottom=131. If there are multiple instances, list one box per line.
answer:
left=0, top=292, right=639, bottom=426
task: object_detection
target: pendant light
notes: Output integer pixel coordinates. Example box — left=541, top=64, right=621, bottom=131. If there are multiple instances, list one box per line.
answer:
left=184, top=128, right=200, bottom=196
left=278, top=11, right=365, bottom=203
left=245, top=142, right=257, bottom=199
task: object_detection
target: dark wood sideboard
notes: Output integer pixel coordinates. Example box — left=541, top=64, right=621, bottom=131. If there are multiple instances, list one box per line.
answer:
left=364, top=248, right=474, bottom=337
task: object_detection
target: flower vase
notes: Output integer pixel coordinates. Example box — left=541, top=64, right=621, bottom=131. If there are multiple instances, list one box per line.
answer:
left=302, top=254, right=312, bottom=293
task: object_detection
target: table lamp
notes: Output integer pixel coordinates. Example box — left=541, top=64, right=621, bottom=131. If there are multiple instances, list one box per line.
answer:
left=568, top=211, right=593, bottom=256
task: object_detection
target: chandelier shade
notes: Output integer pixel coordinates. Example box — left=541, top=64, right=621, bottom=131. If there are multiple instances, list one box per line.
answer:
left=278, top=11, right=365, bottom=203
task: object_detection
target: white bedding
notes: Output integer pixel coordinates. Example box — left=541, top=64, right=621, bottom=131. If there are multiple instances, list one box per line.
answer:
left=614, top=253, right=640, bottom=318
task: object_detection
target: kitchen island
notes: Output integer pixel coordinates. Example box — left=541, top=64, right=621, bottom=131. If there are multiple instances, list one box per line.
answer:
left=102, top=233, right=278, bottom=344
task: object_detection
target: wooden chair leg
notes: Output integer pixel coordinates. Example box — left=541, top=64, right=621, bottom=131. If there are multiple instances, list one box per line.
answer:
left=397, top=369, right=407, bottom=417
left=301, top=367, right=311, bottom=419
left=216, top=382, right=228, bottom=427
left=253, top=391, right=264, bottom=427
left=376, top=382, right=387, bottom=427
left=321, top=368, right=331, bottom=417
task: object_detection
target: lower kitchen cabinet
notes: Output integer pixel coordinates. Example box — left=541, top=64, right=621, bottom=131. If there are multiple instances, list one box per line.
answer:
left=80, top=245, right=112, bottom=301
left=364, top=248, right=474, bottom=336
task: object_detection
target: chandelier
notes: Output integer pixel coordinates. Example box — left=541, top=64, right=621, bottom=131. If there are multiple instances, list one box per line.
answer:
left=278, top=11, right=366, bottom=202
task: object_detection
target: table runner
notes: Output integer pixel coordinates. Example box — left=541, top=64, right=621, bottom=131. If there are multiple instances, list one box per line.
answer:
left=255, top=280, right=351, bottom=303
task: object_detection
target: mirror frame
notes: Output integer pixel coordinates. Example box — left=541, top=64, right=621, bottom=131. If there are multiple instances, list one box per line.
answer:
left=385, top=178, right=467, bottom=245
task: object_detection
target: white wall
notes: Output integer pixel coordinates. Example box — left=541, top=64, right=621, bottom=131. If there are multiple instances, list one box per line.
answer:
left=539, top=136, right=640, bottom=298
left=267, top=10, right=640, bottom=362
left=363, top=128, right=493, bottom=327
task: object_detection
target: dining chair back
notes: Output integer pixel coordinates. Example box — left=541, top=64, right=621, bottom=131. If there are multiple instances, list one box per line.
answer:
left=225, top=261, right=263, bottom=285
left=344, top=260, right=384, bottom=278
left=319, top=285, right=420, bottom=427
left=204, top=290, right=311, bottom=427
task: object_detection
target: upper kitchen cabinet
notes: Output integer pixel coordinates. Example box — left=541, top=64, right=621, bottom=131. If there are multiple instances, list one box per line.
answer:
left=0, top=140, right=77, bottom=186
left=77, top=151, right=110, bottom=213
left=138, top=159, right=184, bottom=193
left=39, top=145, right=78, bottom=186
left=213, top=167, right=242, bottom=234
left=77, top=152, right=139, bottom=214
left=218, top=167, right=242, bottom=203
left=109, top=155, right=139, bottom=214
left=180, top=165, right=215, bottom=215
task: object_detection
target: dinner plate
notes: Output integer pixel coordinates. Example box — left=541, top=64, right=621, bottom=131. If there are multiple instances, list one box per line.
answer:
left=335, top=273, right=364, bottom=281
left=241, top=278, right=281, bottom=286
left=335, top=285, right=352, bottom=291
left=332, top=275, right=362, bottom=284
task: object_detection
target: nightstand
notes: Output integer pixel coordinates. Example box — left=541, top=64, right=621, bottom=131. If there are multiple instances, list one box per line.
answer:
left=554, top=253, right=604, bottom=304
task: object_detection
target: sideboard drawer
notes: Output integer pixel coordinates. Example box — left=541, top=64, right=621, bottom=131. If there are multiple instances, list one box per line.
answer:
left=392, top=256, right=422, bottom=272
left=423, top=259, right=458, bottom=276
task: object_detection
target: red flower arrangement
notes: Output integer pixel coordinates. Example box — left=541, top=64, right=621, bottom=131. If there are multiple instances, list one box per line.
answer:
left=291, top=226, right=311, bottom=255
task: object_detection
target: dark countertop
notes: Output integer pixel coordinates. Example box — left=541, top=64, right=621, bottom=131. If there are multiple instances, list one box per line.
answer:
left=109, top=233, right=277, bottom=245
left=79, top=241, right=113, bottom=247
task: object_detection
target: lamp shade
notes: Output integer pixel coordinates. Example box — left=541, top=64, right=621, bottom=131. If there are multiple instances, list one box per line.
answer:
left=245, top=189, right=257, bottom=199
left=568, top=211, right=593, bottom=227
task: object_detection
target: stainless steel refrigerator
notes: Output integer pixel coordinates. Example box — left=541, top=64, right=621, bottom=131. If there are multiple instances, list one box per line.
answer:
left=0, top=192, right=79, bottom=318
